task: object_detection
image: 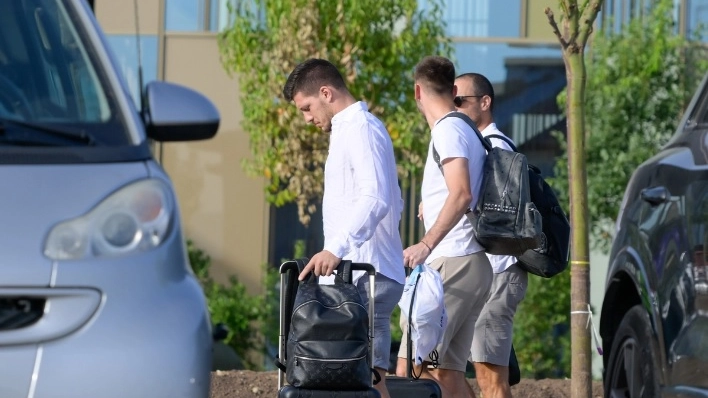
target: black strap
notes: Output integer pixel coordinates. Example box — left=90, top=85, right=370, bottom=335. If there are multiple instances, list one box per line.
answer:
left=406, top=270, right=422, bottom=379
left=432, top=111, right=493, bottom=174
left=485, top=133, right=518, bottom=152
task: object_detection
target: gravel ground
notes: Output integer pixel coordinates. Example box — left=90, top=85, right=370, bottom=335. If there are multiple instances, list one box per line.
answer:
left=210, top=370, right=604, bottom=398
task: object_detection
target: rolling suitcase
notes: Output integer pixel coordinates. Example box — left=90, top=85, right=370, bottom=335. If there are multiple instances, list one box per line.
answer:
left=276, top=258, right=381, bottom=398
left=387, top=267, right=443, bottom=398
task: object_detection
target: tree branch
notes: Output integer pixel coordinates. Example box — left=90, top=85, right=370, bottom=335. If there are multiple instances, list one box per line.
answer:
left=569, top=0, right=580, bottom=43
left=545, top=8, right=568, bottom=48
left=578, top=0, right=603, bottom=45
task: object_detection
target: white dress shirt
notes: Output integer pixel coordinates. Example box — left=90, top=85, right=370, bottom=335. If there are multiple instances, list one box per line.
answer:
left=480, top=123, right=518, bottom=274
left=421, top=114, right=486, bottom=263
left=322, top=101, right=405, bottom=284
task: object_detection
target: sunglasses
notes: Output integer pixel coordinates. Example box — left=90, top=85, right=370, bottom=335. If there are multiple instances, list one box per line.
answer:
left=454, top=95, right=483, bottom=107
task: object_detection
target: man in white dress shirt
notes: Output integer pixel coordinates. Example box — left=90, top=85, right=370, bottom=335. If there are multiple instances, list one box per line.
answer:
left=400, top=56, right=493, bottom=398
left=282, top=58, right=406, bottom=398
left=455, top=72, right=528, bottom=398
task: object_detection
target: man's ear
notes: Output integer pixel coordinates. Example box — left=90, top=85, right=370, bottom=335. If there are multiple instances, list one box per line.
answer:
left=452, top=85, right=458, bottom=98
left=414, top=83, right=421, bottom=100
left=320, top=86, right=334, bottom=102
left=481, top=95, right=492, bottom=111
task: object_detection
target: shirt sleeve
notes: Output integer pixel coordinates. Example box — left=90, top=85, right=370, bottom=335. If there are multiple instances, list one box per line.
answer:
left=323, top=121, right=391, bottom=258
left=432, top=118, right=470, bottom=163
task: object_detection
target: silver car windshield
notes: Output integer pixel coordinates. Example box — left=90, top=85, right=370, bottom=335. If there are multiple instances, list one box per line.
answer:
left=0, top=0, right=130, bottom=146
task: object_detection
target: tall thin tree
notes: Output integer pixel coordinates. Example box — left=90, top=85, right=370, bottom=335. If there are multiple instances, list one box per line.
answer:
left=545, top=1, right=604, bottom=397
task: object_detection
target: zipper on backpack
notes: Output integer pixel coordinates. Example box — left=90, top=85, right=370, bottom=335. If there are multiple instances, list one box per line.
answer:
left=294, top=354, right=367, bottom=363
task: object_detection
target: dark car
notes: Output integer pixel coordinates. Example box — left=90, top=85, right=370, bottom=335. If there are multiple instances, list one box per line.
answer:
left=600, top=72, right=708, bottom=397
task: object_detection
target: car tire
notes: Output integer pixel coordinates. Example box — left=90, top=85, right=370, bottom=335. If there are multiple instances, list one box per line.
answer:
left=604, top=305, right=661, bottom=398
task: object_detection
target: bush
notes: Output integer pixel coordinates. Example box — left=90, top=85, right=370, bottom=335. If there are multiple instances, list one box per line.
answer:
left=513, top=272, right=571, bottom=378
left=187, top=240, right=266, bottom=369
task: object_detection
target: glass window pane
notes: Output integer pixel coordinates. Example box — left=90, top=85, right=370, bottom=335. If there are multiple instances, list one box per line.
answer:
left=453, top=42, right=565, bottom=173
left=421, top=0, right=521, bottom=38
left=166, top=0, right=205, bottom=32
left=210, top=0, right=262, bottom=32
left=688, top=0, right=708, bottom=41
left=105, top=35, right=158, bottom=108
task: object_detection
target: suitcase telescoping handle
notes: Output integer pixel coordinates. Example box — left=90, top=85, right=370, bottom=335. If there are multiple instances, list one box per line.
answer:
left=276, top=259, right=377, bottom=389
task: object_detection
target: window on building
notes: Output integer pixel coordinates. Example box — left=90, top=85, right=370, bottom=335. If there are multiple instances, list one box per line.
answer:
left=165, top=0, right=206, bottom=31
left=208, top=0, right=264, bottom=32
left=105, top=35, right=158, bottom=108
left=420, top=0, right=521, bottom=37
left=453, top=42, right=565, bottom=171
left=688, top=0, right=708, bottom=41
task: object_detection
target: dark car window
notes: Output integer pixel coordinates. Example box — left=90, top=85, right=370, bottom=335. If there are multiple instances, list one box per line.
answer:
left=0, top=0, right=131, bottom=146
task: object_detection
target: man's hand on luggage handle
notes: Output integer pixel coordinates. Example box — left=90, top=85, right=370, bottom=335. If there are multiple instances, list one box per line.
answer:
left=299, top=250, right=341, bottom=280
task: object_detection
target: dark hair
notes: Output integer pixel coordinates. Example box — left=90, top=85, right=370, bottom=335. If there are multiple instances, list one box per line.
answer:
left=456, top=72, right=495, bottom=112
left=282, top=58, right=347, bottom=102
left=414, top=56, right=455, bottom=96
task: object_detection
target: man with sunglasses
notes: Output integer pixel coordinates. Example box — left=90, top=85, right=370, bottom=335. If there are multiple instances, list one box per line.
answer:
left=455, top=72, right=528, bottom=398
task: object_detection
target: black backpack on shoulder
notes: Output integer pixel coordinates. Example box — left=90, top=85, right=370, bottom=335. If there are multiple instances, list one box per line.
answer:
left=485, top=134, right=570, bottom=278
left=436, top=112, right=543, bottom=257
left=517, top=164, right=570, bottom=277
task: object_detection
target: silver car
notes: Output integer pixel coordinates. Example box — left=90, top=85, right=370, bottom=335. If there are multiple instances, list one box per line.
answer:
left=0, top=0, right=218, bottom=397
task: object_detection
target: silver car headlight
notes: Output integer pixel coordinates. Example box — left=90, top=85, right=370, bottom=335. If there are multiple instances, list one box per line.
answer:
left=44, top=179, right=174, bottom=260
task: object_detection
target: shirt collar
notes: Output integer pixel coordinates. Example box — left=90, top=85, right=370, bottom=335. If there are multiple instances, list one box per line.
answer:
left=480, top=122, right=498, bottom=134
left=332, top=101, right=368, bottom=130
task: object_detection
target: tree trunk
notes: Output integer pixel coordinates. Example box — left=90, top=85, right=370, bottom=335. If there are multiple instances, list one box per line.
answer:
left=564, top=48, right=593, bottom=398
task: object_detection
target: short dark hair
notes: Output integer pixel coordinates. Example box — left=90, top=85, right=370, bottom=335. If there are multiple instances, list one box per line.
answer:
left=414, top=56, right=455, bottom=96
left=282, top=58, right=347, bottom=102
left=456, top=72, right=495, bottom=112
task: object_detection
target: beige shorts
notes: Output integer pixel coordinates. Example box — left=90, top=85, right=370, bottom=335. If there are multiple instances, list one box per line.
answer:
left=469, top=262, right=528, bottom=365
left=398, top=252, right=493, bottom=372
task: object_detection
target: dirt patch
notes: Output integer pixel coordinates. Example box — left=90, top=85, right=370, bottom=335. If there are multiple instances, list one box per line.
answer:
left=210, top=370, right=604, bottom=398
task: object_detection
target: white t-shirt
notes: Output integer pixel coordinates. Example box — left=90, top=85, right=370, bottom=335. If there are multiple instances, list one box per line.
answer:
left=420, top=113, right=486, bottom=263
left=480, top=123, right=518, bottom=274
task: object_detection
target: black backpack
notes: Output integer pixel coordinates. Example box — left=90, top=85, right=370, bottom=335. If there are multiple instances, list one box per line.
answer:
left=285, top=259, right=372, bottom=390
left=435, top=112, right=542, bottom=256
left=516, top=164, right=570, bottom=277
left=484, top=134, right=571, bottom=278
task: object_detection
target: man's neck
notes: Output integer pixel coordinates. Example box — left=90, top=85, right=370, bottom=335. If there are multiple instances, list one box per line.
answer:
left=474, top=115, right=494, bottom=131
left=425, top=102, right=457, bottom=130
left=331, top=94, right=358, bottom=115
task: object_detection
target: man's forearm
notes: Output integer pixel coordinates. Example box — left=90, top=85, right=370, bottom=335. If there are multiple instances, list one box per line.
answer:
left=421, top=192, right=471, bottom=249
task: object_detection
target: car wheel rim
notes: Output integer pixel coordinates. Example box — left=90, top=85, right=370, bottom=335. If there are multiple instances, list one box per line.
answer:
left=609, top=337, right=646, bottom=398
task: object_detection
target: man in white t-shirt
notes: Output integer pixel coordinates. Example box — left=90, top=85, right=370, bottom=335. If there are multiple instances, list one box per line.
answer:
left=283, top=58, right=406, bottom=398
left=399, top=56, right=493, bottom=398
left=455, top=72, right=528, bottom=398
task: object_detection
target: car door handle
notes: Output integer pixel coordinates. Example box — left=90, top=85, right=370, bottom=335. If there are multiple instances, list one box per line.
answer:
left=641, top=186, right=670, bottom=206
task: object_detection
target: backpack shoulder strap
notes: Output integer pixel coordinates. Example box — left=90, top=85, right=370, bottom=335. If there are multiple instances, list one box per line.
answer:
left=432, top=112, right=493, bottom=174
left=485, top=133, right=518, bottom=152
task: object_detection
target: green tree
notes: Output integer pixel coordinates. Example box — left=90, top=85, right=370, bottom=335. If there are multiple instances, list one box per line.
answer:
left=219, top=0, right=450, bottom=224
left=545, top=1, right=604, bottom=395
left=551, top=0, right=708, bottom=250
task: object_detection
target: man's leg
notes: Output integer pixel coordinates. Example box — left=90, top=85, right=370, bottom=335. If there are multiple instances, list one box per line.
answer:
left=357, top=273, right=404, bottom=398
left=474, top=362, right=511, bottom=398
left=469, top=263, right=528, bottom=398
left=427, top=253, right=493, bottom=398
